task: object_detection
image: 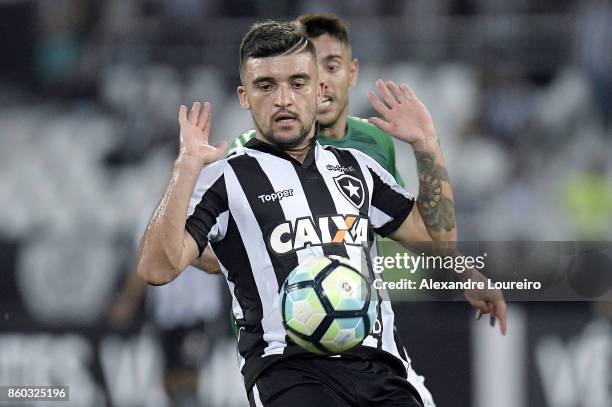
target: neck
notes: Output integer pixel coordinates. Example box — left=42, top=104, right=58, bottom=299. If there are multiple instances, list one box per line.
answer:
left=256, top=125, right=317, bottom=165
left=285, top=138, right=312, bottom=164
left=319, top=108, right=349, bottom=140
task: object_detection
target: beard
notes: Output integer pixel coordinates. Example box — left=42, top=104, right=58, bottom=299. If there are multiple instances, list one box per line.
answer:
left=253, top=110, right=316, bottom=150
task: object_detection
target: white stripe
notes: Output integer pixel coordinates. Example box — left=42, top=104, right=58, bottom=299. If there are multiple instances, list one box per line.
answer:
left=218, top=261, right=244, bottom=320
left=188, top=160, right=227, bottom=215
left=369, top=206, right=393, bottom=229
left=348, top=150, right=394, bottom=229
left=341, top=148, right=407, bottom=367
left=315, top=146, right=365, bottom=268
left=252, top=384, right=264, bottom=407
left=225, top=165, right=286, bottom=356
left=207, top=210, right=230, bottom=242
left=344, top=147, right=413, bottom=232
left=245, top=148, right=324, bottom=264
left=380, top=300, right=400, bottom=356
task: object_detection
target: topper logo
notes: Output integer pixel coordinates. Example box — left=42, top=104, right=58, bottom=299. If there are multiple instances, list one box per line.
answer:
left=258, top=189, right=294, bottom=203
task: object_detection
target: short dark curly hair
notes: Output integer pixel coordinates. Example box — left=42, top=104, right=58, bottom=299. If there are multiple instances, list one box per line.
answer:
left=298, top=13, right=350, bottom=46
left=239, top=20, right=316, bottom=80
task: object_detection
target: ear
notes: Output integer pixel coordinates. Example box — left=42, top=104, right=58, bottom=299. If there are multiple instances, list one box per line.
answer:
left=349, top=58, right=359, bottom=88
left=237, top=85, right=250, bottom=110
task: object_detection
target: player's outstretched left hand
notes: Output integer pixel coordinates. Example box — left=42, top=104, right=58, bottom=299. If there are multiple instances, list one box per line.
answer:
left=465, top=280, right=508, bottom=335
left=368, top=79, right=437, bottom=146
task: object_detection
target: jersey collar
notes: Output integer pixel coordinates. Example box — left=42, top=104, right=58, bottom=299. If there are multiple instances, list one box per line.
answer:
left=243, top=124, right=320, bottom=168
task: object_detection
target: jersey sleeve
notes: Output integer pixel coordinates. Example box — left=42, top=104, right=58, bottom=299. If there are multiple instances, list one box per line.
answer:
left=352, top=149, right=415, bottom=237
left=185, top=161, right=229, bottom=256
left=378, top=131, right=406, bottom=187
left=388, top=140, right=406, bottom=187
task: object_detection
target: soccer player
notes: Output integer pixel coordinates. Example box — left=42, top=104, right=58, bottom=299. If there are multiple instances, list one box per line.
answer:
left=228, top=14, right=404, bottom=186
left=220, top=13, right=433, bottom=405
left=137, top=21, right=506, bottom=407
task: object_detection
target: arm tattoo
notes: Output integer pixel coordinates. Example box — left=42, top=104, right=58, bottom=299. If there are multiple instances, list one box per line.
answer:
left=415, top=151, right=456, bottom=233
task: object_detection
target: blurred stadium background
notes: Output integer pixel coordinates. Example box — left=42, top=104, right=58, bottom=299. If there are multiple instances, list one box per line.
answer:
left=1, top=0, right=612, bottom=406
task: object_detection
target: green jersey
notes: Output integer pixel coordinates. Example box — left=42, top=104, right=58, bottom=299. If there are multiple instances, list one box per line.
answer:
left=227, top=116, right=405, bottom=186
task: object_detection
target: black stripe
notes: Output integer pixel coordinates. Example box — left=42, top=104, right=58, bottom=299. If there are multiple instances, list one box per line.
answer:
left=211, top=213, right=268, bottom=360
left=328, top=147, right=384, bottom=347
left=229, top=155, right=299, bottom=288
left=247, top=387, right=256, bottom=407
left=368, top=167, right=414, bottom=237
left=185, top=174, right=228, bottom=256
left=293, top=162, right=349, bottom=260
left=327, top=147, right=371, bottom=219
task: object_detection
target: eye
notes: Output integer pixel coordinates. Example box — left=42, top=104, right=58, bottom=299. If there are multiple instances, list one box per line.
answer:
left=292, top=81, right=306, bottom=89
left=258, top=83, right=273, bottom=91
left=327, top=63, right=339, bottom=73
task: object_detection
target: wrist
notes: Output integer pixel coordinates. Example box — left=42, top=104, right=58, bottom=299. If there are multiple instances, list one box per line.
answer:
left=410, top=133, right=439, bottom=151
left=175, top=154, right=209, bottom=172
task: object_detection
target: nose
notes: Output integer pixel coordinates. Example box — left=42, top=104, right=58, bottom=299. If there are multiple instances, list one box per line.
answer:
left=274, top=84, right=293, bottom=108
left=319, top=73, right=330, bottom=90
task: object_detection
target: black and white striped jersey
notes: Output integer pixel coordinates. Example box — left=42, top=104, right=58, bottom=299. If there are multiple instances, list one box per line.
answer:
left=185, top=136, right=415, bottom=391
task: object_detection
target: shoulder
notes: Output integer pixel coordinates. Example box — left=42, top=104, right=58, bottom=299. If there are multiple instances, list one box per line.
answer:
left=322, top=144, right=381, bottom=169
left=190, top=158, right=231, bottom=203
left=227, top=129, right=256, bottom=156
left=347, top=116, right=395, bottom=149
left=196, top=159, right=229, bottom=183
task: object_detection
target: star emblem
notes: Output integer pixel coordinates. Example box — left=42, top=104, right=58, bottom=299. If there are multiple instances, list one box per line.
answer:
left=333, top=174, right=365, bottom=209
left=343, top=180, right=360, bottom=198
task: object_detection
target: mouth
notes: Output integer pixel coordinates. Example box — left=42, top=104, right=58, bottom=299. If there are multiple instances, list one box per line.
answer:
left=320, top=96, right=333, bottom=107
left=273, top=112, right=298, bottom=126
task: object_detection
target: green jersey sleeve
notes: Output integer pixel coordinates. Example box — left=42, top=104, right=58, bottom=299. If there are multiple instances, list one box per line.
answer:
left=227, top=129, right=256, bottom=157
left=345, top=116, right=405, bottom=187
left=385, top=136, right=405, bottom=187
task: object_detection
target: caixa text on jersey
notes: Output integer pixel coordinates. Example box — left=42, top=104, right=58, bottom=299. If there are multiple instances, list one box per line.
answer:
left=268, top=215, right=369, bottom=255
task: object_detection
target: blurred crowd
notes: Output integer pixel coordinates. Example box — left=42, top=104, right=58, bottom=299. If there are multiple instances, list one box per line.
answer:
left=2, top=0, right=611, bottom=246
left=1, top=1, right=612, bottom=406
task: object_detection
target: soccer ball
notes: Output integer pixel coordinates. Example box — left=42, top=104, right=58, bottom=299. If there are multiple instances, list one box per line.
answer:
left=279, top=256, right=377, bottom=354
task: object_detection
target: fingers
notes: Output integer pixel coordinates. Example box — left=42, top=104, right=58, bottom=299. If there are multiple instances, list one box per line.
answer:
left=399, top=84, right=416, bottom=101
left=214, top=140, right=228, bottom=157
left=473, top=301, right=490, bottom=320
left=202, top=111, right=212, bottom=138
left=475, top=301, right=508, bottom=336
left=386, top=81, right=408, bottom=104
left=368, top=90, right=391, bottom=116
left=367, top=116, right=393, bottom=134
left=178, top=105, right=188, bottom=124
left=179, top=102, right=213, bottom=135
left=197, top=102, right=211, bottom=129
left=495, top=300, right=508, bottom=335
left=371, top=80, right=420, bottom=110
left=188, top=102, right=201, bottom=124
left=375, top=79, right=397, bottom=108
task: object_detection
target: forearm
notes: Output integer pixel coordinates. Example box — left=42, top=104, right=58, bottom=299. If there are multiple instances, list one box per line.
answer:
left=412, top=136, right=457, bottom=242
left=190, top=245, right=222, bottom=274
left=137, top=155, right=203, bottom=284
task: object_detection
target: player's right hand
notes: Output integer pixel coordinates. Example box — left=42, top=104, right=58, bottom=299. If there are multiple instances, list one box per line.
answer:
left=178, top=102, right=227, bottom=165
